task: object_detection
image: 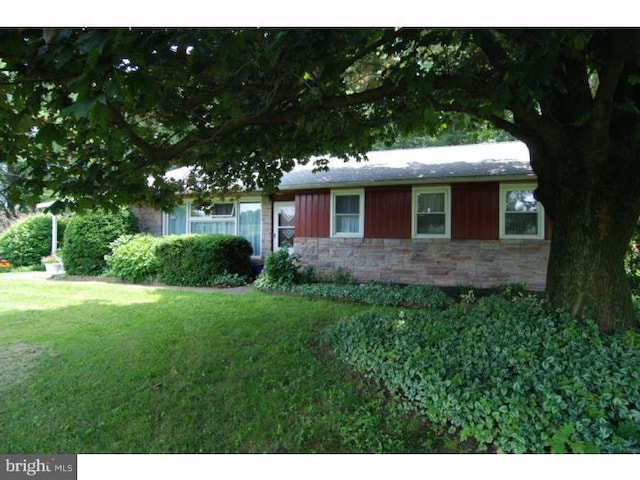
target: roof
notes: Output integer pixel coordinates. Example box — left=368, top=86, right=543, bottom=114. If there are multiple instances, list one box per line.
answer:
left=279, top=141, right=533, bottom=190
left=165, top=141, right=534, bottom=192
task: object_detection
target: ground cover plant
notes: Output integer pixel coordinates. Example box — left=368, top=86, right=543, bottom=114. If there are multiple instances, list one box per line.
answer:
left=325, top=295, right=640, bottom=453
left=0, top=274, right=449, bottom=453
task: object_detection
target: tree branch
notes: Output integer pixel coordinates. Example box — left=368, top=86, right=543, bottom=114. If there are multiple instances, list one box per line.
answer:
left=107, top=81, right=403, bottom=163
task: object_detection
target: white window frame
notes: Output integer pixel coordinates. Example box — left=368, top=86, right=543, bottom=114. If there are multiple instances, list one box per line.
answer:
left=330, top=189, right=365, bottom=238
left=499, top=183, right=545, bottom=240
left=163, top=197, right=263, bottom=257
left=412, top=186, right=451, bottom=239
left=188, top=201, right=236, bottom=233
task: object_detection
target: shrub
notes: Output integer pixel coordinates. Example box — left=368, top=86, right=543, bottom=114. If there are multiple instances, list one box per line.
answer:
left=155, top=234, right=252, bottom=287
left=258, top=246, right=301, bottom=286
left=0, top=214, right=63, bottom=266
left=62, top=208, right=139, bottom=275
left=327, top=266, right=357, bottom=285
left=105, top=234, right=163, bottom=283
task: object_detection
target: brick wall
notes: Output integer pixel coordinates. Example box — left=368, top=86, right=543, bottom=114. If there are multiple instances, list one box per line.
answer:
left=131, top=205, right=163, bottom=236
left=294, top=237, right=550, bottom=291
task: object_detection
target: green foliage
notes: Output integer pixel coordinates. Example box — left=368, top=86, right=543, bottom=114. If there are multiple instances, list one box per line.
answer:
left=626, top=223, right=640, bottom=295
left=257, top=277, right=452, bottom=310
left=326, top=295, right=640, bottom=453
left=155, top=234, right=252, bottom=287
left=258, top=246, right=302, bottom=287
left=105, top=234, right=163, bottom=283
left=0, top=214, right=64, bottom=266
left=61, top=208, right=139, bottom=275
left=209, top=272, right=249, bottom=288
left=326, top=266, right=357, bottom=285
left=374, top=114, right=514, bottom=150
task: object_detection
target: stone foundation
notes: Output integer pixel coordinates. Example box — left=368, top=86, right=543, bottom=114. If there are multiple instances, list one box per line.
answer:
left=294, top=237, right=550, bottom=291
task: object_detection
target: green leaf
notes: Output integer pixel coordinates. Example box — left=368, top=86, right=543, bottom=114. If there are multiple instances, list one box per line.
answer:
left=60, top=97, right=98, bottom=120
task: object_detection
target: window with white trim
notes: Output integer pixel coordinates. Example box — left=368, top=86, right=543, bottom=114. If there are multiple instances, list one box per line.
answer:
left=500, top=184, right=545, bottom=239
left=164, top=199, right=262, bottom=256
left=189, top=203, right=236, bottom=235
left=331, top=189, right=364, bottom=237
left=412, top=186, right=451, bottom=238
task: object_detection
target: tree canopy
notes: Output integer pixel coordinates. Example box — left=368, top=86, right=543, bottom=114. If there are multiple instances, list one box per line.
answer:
left=1, top=28, right=639, bottom=331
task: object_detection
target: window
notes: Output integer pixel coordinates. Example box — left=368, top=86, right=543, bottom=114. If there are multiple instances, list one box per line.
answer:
left=500, top=184, right=545, bottom=239
left=331, top=189, right=364, bottom=237
left=412, top=186, right=451, bottom=238
left=238, top=202, right=262, bottom=257
left=189, top=203, right=235, bottom=235
left=165, top=199, right=262, bottom=256
left=167, top=204, right=187, bottom=235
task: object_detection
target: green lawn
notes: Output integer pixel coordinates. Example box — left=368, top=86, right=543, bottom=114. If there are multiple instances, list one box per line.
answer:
left=0, top=273, right=446, bottom=453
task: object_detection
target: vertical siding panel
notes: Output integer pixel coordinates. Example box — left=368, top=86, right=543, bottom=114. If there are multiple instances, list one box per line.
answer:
left=365, top=186, right=411, bottom=238
left=452, top=182, right=499, bottom=240
left=295, top=190, right=330, bottom=238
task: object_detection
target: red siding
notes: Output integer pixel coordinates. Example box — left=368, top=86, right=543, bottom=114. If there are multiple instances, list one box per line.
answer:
left=451, top=182, right=499, bottom=240
left=364, top=186, right=411, bottom=239
left=295, top=191, right=330, bottom=238
left=291, top=182, right=550, bottom=241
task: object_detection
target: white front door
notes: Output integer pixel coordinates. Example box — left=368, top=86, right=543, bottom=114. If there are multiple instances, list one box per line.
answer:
left=273, top=201, right=295, bottom=253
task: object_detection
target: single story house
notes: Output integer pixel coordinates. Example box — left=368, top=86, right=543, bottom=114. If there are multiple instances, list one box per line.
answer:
left=133, top=141, right=551, bottom=290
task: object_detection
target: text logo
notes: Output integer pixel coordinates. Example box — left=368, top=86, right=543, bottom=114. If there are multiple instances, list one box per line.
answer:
left=1, top=455, right=76, bottom=480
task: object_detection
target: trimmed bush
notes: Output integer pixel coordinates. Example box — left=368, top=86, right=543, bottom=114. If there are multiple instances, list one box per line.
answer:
left=62, top=208, right=139, bottom=276
left=0, top=214, right=64, bottom=266
left=105, top=234, right=163, bottom=283
left=258, top=246, right=301, bottom=286
left=155, top=234, right=252, bottom=287
left=326, top=295, right=640, bottom=453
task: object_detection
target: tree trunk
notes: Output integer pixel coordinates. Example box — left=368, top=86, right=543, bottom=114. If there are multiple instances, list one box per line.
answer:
left=530, top=142, right=640, bottom=333
left=545, top=206, right=638, bottom=334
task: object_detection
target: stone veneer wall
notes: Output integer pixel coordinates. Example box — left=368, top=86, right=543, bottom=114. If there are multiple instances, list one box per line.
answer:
left=260, top=196, right=273, bottom=260
left=294, top=237, right=550, bottom=291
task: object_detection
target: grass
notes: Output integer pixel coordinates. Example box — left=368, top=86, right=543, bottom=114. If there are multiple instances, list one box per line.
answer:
left=0, top=273, right=453, bottom=453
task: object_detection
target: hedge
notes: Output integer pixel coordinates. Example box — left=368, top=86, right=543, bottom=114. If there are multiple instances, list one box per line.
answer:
left=61, top=208, right=139, bottom=275
left=0, top=214, right=65, bottom=266
left=105, top=234, right=163, bottom=283
left=155, top=234, right=252, bottom=287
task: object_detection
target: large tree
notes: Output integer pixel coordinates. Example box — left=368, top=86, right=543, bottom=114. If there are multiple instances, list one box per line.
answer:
left=1, top=28, right=639, bottom=332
